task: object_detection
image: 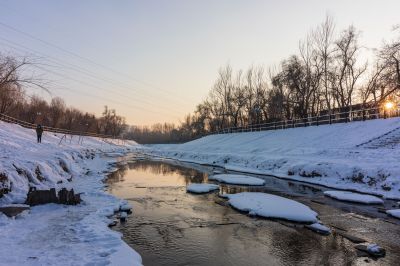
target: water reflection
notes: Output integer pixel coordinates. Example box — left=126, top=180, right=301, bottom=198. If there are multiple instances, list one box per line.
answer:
left=107, top=160, right=382, bottom=266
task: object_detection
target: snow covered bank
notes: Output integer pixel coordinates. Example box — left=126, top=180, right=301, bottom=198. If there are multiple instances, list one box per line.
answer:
left=225, top=192, right=318, bottom=223
left=141, top=118, right=400, bottom=198
left=0, top=121, right=142, bottom=265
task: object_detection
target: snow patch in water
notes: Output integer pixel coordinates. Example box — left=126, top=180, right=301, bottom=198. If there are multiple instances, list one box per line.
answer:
left=209, top=174, right=265, bottom=186
left=186, top=183, right=219, bottom=193
left=306, top=223, right=331, bottom=234
left=386, top=209, right=400, bottom=219
left=323, top=191, right=383, bottom=204
left=226, top=192, right=318, bottom=223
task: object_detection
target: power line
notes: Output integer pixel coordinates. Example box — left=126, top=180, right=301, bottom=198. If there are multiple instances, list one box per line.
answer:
left=0, top=19, right=194, bottom=105
left=0, top=37, right=188, bottom=114
left=51, top=84, right=178, bottom=120
left=30, top=64, right=182, bottom=120
left=0, top=39, right=185, bottom=118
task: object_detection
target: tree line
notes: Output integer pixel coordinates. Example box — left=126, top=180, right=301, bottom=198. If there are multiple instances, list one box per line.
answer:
left=191, top=17, right=399, bottom=133
left=0, top=55, right=127, bottom=136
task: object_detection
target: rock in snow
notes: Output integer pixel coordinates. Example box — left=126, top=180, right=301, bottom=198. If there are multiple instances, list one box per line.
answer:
left=186, top=183, right=220, bottom=194
left=209, top=174, right=265, bottom=186
left=226, top=192, right=318, bottom=223
left=120, top=202, right=133, bottom=212
left=323, top=191, right=384, bottom=204
left=355, top=243, right=386, bottom=257
left=119, top=211, right=128, bottom=222
left=306, top=223, right=331, bottom=235
left=386, top=209, right=400, bottom=219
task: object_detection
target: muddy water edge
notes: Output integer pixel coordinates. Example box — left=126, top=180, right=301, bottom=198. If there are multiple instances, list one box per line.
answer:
left=106, top=158, right=400, bottom=266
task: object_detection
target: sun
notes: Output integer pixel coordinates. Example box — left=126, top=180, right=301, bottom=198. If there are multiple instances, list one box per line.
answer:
left=384, top=101, right=394, bottom=110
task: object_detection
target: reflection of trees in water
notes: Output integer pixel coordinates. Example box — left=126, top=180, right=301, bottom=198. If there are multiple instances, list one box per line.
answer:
left=127, top=161, right=208, bottom=185
left=107, top=166, right=128, bottom=184
left=219, top=185, right=265, bottom=194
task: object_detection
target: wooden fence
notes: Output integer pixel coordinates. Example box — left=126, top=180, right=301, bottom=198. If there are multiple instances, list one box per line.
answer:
left=213, top=107, right=400, bottom=134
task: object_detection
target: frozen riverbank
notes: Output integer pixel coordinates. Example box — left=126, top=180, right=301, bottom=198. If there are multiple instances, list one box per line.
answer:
left=0, top=122, right=142, bottom=265
left=140, top=118, right=400, bottom=199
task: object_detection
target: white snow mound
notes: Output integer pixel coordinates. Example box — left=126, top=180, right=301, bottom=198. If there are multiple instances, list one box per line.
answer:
left=307, top=223, right=331, bottom=234
left=324, top=191, right=383, bottom=204
left=209, top=174, right=265, bottom=186
left=186, top=183, right=219, bottom=193
left=226, top=192, right=318, bottom=223
left=386, top=209, right=400, bottom=219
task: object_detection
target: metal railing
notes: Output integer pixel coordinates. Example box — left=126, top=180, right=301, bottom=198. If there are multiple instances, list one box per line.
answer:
left=213, top=107, right=400, bottom=134
left=0, top=112, right=117, bottom=139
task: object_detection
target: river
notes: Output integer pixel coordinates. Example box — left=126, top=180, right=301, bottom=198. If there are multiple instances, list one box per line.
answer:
left=106, top=157, right=400, bottom=266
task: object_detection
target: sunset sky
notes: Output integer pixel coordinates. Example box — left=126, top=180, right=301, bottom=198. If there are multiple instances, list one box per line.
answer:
left=0, top=0, right=399, bottom=125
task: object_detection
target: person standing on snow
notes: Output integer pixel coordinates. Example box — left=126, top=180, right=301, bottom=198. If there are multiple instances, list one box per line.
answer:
left=36, top=124, right=43, bottom=143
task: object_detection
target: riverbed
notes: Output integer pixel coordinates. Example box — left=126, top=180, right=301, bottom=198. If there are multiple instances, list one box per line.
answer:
left=107, top=157, right=400, bottom=266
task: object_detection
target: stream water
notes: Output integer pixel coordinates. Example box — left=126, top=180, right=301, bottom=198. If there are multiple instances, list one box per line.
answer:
left=107, top=158, right=400, bottom=266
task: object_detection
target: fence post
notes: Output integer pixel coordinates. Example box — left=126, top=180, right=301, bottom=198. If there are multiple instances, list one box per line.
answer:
left=329, top=113, right=332, bottom=125
left=362, top=109, right=365, bottom=121
left=274, top=122, right=277, bottom=130
left=316, top=116, right=319, bottom=126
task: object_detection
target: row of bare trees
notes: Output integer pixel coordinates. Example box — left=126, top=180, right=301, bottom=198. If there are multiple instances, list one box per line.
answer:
left=0, top=54, right=127, bottom=136
left=186, top=17, right=400, bottom=135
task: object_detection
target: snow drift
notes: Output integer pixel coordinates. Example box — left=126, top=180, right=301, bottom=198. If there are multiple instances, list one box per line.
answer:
left=0, top=121, right=142, bottom=265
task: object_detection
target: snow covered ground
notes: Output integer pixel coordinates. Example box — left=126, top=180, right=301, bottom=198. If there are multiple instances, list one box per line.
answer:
left=141, top=118, right=400, bottom=199
left=0, top=121, right=142, bottom=265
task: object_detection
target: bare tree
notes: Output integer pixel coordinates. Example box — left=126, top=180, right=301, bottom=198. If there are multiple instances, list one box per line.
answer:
left=48, top=97, right=66, bottom=127
left=332, top=26, right=367, bottom=109
left=314, top=14, right=336, bottom=113
left=359, top=62, right=387, bottom=105
left=0, top=83, right=24, bottom=114
left=379, top=26, right=400, bottom=100
left=0, top=54, right=46, bottom=93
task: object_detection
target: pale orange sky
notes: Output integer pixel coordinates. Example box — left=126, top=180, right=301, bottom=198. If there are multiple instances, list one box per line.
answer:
left=0, top=0, right=399, bottom=125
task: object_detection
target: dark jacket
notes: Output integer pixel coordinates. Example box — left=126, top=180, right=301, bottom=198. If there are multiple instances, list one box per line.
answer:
left=36, top=125, right=43, bottom=135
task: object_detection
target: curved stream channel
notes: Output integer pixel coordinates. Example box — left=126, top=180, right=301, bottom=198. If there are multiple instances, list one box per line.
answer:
left=107, top=156, right=400, bottom=266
